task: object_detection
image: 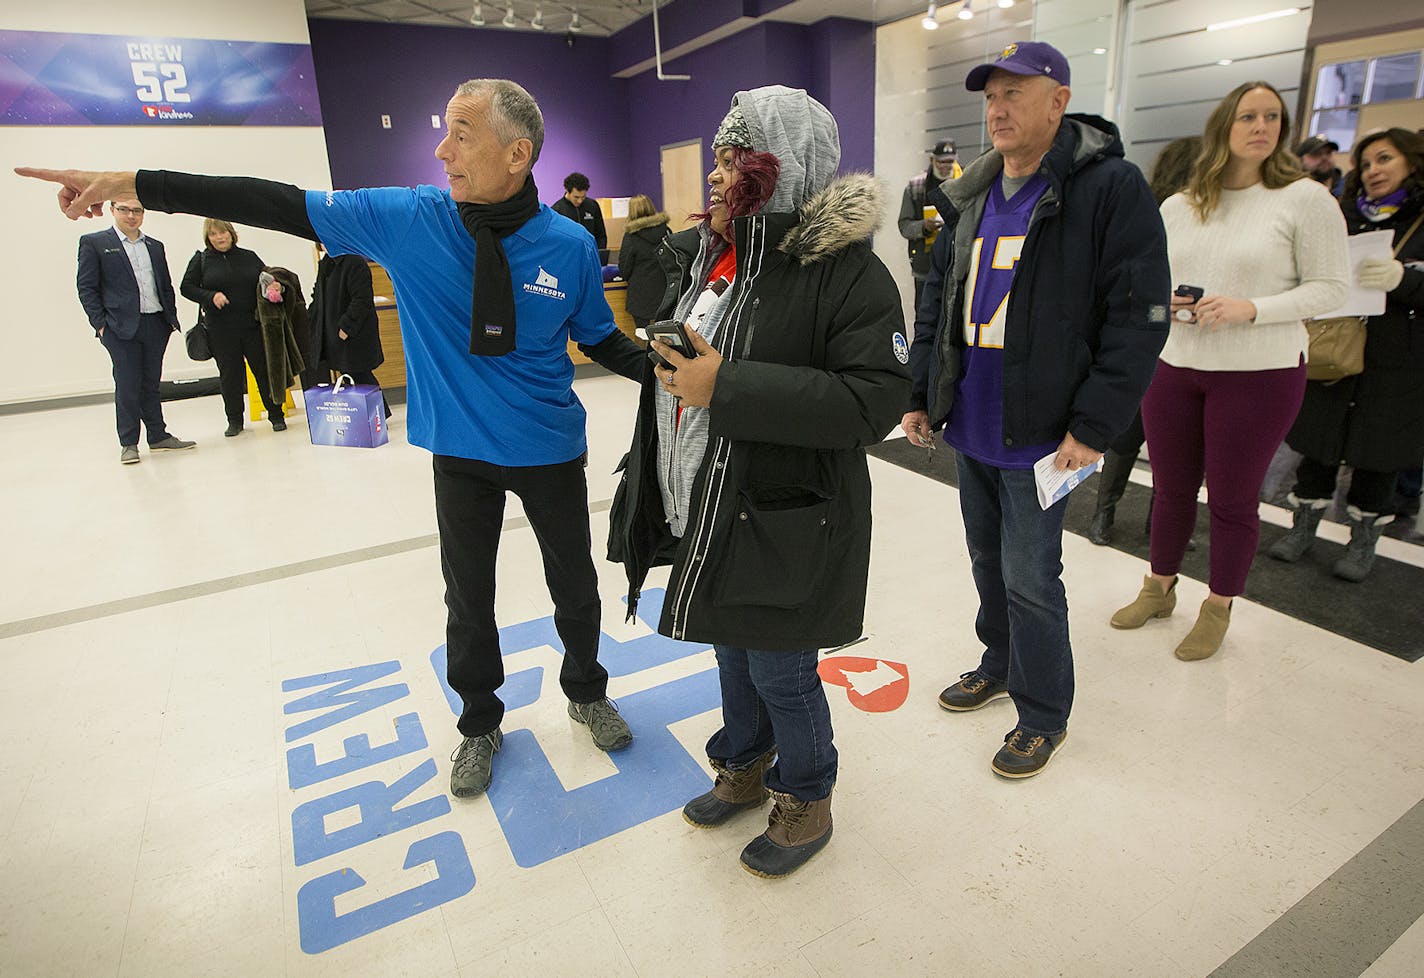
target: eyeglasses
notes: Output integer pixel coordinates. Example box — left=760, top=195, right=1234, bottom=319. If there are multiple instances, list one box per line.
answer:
left=112, top=205, right=145, bottom=216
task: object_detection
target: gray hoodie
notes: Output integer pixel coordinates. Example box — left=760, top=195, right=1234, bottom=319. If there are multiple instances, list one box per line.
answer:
left=655, top=86, right=842, bottom=537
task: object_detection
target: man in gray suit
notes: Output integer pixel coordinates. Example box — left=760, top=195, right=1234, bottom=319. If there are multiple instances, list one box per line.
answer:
left=76, top=197, right=195, bottom=463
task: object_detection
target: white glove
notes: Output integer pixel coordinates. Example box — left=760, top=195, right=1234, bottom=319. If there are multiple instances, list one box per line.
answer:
left=1357, top=257, right=1404, bottom=292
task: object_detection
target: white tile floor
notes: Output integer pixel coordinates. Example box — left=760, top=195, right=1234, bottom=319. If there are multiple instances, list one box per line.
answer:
left=1, top=373, right=1421, bottom=977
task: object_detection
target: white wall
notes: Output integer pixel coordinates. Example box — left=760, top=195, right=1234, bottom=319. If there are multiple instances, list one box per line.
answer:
left=2, top=1, right=333, bottom=404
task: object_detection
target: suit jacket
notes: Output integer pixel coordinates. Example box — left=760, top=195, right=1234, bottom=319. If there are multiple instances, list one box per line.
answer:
left=76, top=227, right=179, bottom=340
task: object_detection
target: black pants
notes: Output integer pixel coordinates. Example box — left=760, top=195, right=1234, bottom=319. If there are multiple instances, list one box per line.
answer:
left=432, top=453, right=608, bottom=737
left=101, top=312, right=172, bottom=447
left=210, top=326, right=282, bottom=424
left=1294, top=456, right=1397, bottom=513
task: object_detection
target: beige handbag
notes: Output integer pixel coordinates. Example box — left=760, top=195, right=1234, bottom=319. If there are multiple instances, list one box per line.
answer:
left=1306, top=210, right=1424, bottom=383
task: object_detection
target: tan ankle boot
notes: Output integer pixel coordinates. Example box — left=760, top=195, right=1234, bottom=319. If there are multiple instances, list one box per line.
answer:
left=1174, top=599, right=1231, bottom=661
left=1110, top=575, right=1177, bottom=629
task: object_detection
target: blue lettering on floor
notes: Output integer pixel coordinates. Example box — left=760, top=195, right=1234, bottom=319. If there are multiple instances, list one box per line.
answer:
left=279, top=588, right=718, bottom=952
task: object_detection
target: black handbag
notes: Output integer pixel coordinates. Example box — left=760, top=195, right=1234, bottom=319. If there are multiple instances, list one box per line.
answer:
left=185, top=308, right=212, bottom=361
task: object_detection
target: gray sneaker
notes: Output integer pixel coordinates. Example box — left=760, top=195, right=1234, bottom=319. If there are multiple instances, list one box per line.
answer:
left=449, top=728, right=502, bottom=798
left=568, top=697, right=633, bottom=751
left=150, top=435, right=196, bottom=450
left=120, top=445, right=140, bottom=465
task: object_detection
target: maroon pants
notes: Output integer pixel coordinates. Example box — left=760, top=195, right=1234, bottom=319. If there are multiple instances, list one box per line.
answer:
left=1141, top=359, right=1306, bottom=597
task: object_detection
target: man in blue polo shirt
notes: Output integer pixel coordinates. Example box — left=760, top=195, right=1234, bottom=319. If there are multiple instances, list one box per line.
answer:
left=18, top=79, right=646, bottom=799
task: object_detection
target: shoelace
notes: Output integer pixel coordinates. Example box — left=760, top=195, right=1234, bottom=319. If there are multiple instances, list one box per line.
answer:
left=450, top=734, right=495, bottom=774
left=959, top=671, right=989, bottom=693
left=580, top=698, right=626, bottom=738
left=769, top=793, right=809, bottom=832
left=1006, top=729, right=1045, bottom=755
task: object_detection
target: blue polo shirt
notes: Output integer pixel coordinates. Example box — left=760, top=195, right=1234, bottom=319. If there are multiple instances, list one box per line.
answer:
left=306, top=186, right=618, bottom=465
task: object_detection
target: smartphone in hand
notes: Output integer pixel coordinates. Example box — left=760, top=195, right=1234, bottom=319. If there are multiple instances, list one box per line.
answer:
left=647, top=319, right=696, bottom=371
left=1173, top=284, right=1204, bottom=322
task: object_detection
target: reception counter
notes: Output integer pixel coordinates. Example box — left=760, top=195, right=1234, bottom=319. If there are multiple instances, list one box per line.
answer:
left=367, top=262, right=641, bottom=389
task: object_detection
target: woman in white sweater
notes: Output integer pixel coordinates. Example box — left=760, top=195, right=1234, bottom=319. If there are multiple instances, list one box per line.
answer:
left=1110, top=81, right=1348, bottom=661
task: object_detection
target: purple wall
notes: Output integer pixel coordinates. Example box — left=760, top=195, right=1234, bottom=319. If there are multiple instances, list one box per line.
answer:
left=306, top=13, right=874, bottom=213
left=622, top=19, right=875, bottom=210
left=307, top=19, right=630, bottom=202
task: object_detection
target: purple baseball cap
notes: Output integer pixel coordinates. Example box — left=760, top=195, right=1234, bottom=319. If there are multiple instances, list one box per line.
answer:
left=965, top=41, right=1071, bottom=92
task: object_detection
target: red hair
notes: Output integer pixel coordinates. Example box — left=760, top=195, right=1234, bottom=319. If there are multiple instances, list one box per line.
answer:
left=690, top=147, right=782, bottom=224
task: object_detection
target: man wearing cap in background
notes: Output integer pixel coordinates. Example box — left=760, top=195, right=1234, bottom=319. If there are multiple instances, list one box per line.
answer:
left=898, top=139, right=963, bottom=311
left=1296, top=134, right=1343, bottom=196
left=900, top=41, right=1169, bottom=779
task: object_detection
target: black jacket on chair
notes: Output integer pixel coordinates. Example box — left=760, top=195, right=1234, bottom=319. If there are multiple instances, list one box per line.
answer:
left=309, top=253, right=384, bottom=373
left=76, top=228, right=179, bottom=339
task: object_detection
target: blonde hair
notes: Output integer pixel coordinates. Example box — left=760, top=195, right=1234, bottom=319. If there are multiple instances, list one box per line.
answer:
left=1185, top=81, right=1303, bottom=221
left=626, top=194, right=656, bottom=221
left=202, top=218, right=238, bottom=248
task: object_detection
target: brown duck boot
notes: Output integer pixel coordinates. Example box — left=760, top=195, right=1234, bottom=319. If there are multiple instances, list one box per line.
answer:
left=1110, top=575, right=1177, bottom=629
left=682, top=749, right=776, bottom=828
left=739, top=789, right=834, bottom=878
left=1175, top=599, right=1232, bottom=661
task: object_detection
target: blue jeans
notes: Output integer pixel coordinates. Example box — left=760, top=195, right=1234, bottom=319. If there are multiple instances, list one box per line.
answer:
left=706, top=646, right=837, bottom=802
left=955, top=452, right=1073, bottom=735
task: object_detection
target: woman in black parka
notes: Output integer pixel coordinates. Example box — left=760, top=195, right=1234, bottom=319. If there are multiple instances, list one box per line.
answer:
left=609, top=86, right=909, bottom=879
left=1275, top=128, right=1424, bottom=581
left=616, top=194, right=672, bottom=330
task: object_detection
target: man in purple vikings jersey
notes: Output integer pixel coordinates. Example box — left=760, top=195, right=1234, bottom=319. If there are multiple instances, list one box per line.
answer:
left=901, top=42, right=1170, bottom=779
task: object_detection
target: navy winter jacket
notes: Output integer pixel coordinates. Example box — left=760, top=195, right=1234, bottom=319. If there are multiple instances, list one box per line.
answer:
left=909, top=114, right=1171, bottom=453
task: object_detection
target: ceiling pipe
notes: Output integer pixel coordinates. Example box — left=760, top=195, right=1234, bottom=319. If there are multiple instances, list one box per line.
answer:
left=652, top=1, right=690, bottom=81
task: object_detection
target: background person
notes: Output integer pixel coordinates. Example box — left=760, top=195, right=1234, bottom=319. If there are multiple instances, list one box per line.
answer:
left=611, top=85, right=909, bottom=878
left=1089, top=134, right=1202, bottom=547
left=898, top=139, right=961, bottom=310
left=615, top=194, right=671, bottom=330
left=551, top=171, right=608, bottom=263
left=1296, top=134, right=1343, bottom=196
left=1111, top=81, right=1349, bottom=660
left=75, top=197, right=195, bottom=463
left=1274, top=128, right=1424, bottom=579
left=181, top=219, right=286, bottom=435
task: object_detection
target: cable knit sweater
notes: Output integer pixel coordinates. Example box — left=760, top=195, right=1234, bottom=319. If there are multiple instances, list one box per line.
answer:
left=1158, top=178, right=1349, bottom=371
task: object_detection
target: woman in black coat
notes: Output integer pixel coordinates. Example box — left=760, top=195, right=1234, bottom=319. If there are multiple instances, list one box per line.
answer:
left=181, top=219, right=286, bottom=435
left=1275, top=128, right=1424, bottom=580
left=615, top=194, right=671, bottom=330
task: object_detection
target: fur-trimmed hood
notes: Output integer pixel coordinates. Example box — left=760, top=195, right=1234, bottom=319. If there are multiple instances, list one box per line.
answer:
left=624, top=211, right=670, bottom=235
left=779, top=172, right=886, bottom=266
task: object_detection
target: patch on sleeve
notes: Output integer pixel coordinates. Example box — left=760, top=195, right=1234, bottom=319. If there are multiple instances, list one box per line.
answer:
left=892, top=331, right=910, bottom=364
left=1148, top=304, right=1168, bottom=324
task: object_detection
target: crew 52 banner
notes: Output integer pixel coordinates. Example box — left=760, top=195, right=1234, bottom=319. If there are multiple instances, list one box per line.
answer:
left=0, top=30, right=323, bottom=126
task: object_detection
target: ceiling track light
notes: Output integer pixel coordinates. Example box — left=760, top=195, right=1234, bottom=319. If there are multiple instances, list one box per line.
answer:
left=531, top=4, right=545, bottom=30
left=469, top=1, right=484, bottom=25
left=569, top=8, right=582, bottom=33
left=922, top=1, right=939, bottom=30
left=997, top=0, right=1014, bottom=7
left=958, top=1, right=975, bottom=20
left=502, top=6, right=516, bottom=27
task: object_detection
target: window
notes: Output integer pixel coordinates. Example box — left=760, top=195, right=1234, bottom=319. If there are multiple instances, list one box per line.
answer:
left=1365, top=52, right=1422, bottom=103
left=1314, top=60, right=1366, bottom=108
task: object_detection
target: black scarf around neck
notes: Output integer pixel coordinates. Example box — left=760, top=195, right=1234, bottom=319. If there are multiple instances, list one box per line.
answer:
left=457, top=175, right=541, bottom=356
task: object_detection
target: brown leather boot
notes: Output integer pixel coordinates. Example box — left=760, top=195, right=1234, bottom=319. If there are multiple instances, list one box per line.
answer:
left=739, top=789, right=834, bottom=878
left=1175, top=599, right=1231, bottom=661
left=682, top=749, right=775, bottom=828
left=1110, top=575, right=1177, bottom=629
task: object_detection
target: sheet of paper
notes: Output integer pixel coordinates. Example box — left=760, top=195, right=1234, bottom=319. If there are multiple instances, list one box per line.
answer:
left=1033, top=451, right=1103, bottom=511
left=1314, top=230, right=1393, bottom=318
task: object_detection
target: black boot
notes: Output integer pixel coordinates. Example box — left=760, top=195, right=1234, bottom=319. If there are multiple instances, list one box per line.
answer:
left=1089, top=451, right=1136, bottom=546
left=1333, top=506, right=1393, bottom=582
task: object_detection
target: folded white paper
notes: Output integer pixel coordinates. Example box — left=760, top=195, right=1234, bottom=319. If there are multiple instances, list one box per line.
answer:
left=1034, top=451, right=1103, bottom=510
left=1314, top=230, right=1393, bottom=319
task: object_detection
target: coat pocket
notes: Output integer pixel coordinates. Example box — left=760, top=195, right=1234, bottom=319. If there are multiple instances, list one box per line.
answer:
left=714, top=487, right=832, bottom=610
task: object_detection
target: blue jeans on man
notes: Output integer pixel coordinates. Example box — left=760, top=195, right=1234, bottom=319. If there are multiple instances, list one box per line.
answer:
left=706, top=645, right=836, bottom=801
left=955, top=452, right=1074, bottom=736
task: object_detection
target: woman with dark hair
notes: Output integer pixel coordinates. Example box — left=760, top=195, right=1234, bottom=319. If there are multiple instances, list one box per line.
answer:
left=181, top=218, right=286, bottom=435
left=615, top=193, right=671, bottom=330
left=1090, top=135, right=1202, bottom=545
left=609, top=86, right=908, bottom=877
left=1273, top=128, right=1424, bottom=579
left=1110, top=81, right=1348, bottom=660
